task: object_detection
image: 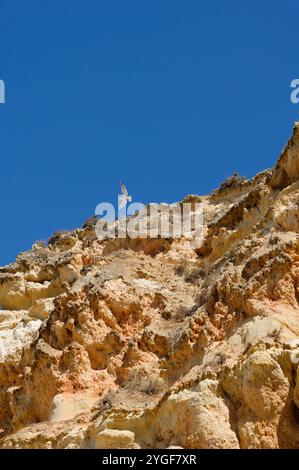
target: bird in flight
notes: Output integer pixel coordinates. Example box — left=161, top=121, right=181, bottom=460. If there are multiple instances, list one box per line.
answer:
left=119, top=181, right=132, bottom=209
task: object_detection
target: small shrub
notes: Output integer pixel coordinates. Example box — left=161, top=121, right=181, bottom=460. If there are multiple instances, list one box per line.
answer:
left=217, top=172, right=247, bottom=192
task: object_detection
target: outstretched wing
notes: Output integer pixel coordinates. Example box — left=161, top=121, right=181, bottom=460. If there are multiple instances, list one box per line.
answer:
left=120, top=181, right=128, bottom=196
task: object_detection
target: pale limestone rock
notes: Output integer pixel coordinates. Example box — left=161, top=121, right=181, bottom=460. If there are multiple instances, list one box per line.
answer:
left=58, top=264, right=79, bottom=283
left=0, top=315, right=41, bottom=363
left=157, top=380, right=240, bottom=449
left=29, top=298, right=55, bottom=320
left=95, top=429, right=136, bottom=449
left=50, top=392, right=98, bottom=422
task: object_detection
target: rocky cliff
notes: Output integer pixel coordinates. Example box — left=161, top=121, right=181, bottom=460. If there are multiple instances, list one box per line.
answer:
left=1, top=123, right=299, bottom=449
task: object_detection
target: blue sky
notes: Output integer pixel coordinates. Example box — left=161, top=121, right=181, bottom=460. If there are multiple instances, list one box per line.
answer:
left=0, top=0, right=298, bottom=265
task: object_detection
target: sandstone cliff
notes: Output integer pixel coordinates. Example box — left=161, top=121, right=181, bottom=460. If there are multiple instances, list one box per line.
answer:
left=1, top=123, right=299, bottom=449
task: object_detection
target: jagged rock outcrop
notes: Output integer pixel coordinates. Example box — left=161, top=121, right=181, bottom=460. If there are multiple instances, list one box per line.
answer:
left=1, top=123, right=299, bottom=449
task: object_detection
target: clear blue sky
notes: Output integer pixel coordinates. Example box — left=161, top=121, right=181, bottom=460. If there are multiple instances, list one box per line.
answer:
left=0, top=1, right=298, bottom=266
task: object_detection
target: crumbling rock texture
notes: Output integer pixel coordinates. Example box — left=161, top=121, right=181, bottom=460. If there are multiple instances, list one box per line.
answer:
left=1, top=123, right=299, bottom=449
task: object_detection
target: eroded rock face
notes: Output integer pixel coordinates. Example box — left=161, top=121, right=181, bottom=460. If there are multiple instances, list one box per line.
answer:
left=1, top=123, right=299, bottom=449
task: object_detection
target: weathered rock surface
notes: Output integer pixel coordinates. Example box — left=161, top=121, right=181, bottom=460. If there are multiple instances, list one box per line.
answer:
left=1, top=123, right=299, bottom=449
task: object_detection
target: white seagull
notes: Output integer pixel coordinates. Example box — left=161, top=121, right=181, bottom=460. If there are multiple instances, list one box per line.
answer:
left=119, top=181, right=132, bottom=209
